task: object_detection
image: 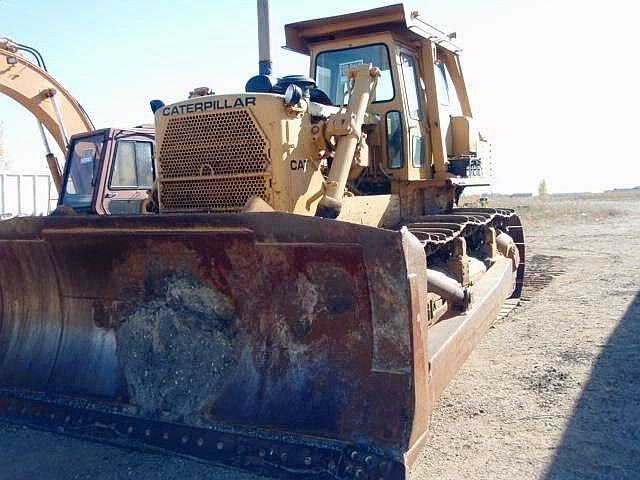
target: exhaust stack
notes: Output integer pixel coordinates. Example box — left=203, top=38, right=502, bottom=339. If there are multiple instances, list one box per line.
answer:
left=257, top=0, right=272, bottom=75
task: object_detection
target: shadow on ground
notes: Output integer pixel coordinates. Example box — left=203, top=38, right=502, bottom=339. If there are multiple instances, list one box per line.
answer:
left=545, top=291, right=640, bottom=480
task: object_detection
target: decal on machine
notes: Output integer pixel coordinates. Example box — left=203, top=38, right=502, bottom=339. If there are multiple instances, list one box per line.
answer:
left=290, top=160, right=308, bottom=171
left=162, top=97, right=256, bottom=116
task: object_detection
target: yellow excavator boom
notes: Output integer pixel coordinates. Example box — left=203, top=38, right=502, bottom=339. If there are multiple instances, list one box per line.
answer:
left=0, top=38, right=94, bottom=190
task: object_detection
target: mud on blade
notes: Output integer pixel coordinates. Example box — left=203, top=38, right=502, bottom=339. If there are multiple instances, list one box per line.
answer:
left=0, top=213, right=430, bottom=479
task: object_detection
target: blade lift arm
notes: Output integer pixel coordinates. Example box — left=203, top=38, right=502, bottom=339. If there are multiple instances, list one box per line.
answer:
left=315, top=64, right=379, bottom=219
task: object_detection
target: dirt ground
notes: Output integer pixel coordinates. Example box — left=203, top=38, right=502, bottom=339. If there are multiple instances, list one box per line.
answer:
left=414, top=192, right=640, bottom=479
left=1, top=192, right=639, bottom=480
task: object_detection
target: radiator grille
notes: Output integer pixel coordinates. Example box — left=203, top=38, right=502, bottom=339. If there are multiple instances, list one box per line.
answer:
left=160, top=176, right=268, bottom=212
left=158, top=108, right=270, bottom=212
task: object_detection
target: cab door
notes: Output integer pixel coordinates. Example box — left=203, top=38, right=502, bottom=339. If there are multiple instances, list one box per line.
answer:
left=98, top=132, right=155, bottom=214
left=398, top=50, right=427, bottom=180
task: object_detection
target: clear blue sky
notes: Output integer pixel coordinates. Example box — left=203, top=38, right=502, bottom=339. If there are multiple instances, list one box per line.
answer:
left=1, top=0, right=637, bottom=193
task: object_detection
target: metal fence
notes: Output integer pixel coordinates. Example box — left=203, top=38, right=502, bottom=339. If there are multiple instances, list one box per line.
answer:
left=0, top=172, right=57, bottom=218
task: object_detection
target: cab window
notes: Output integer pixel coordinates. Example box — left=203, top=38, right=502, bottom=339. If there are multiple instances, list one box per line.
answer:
left=61, top=133, right=106, bottom=209
left=435, top=63, right=450, bottom=106
left=435, top=61, right=462, bottom=115
left=315, top=44, right=394, bottom=105
left=110, top=140, right=154, bottom=189
left=412, top=136, right=425, bottom=167
left=400, top=53, right=422, bottom=120
left=386, top=111, right=404, bottom=169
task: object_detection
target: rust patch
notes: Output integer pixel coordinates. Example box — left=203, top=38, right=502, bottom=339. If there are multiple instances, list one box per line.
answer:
left=117, top=273, right=237, bottom=422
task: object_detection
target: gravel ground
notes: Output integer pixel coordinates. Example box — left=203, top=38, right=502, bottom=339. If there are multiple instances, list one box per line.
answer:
left=1, top=194, right=638, bottom=479
left=414, top=194, right=640, bottom=479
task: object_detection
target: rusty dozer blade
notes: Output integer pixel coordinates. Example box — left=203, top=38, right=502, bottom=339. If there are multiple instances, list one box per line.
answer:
left=0, top=212, right=520, bottom=479
left=0, top=213, right=431, bottom=479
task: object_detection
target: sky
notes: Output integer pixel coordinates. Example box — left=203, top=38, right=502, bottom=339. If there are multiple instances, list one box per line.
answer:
left=1, top=0, right=637, bottom=194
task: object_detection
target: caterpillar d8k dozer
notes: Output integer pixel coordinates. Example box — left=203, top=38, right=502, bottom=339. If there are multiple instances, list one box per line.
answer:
left=0, top=3, right=524, bottom=479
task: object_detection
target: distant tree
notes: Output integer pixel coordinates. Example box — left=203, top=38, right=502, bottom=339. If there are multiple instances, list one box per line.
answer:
left=538, top=178, right=548, bottom=197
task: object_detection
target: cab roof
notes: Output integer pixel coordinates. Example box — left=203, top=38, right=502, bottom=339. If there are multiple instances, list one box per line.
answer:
left=284, top=3, right=461, bottom=56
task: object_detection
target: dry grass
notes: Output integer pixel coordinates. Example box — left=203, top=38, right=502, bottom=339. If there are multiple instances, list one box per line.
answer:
left=462, top=191, right=639, bottom=226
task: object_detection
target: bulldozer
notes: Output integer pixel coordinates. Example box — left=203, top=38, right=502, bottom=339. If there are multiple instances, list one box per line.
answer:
left=0, top=37, right=155, bottom=214
left=0, top=3, right=524, bottom=479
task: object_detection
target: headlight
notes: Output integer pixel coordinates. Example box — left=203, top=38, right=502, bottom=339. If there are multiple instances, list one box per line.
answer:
left=284, top=84, right=303, bottom=107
